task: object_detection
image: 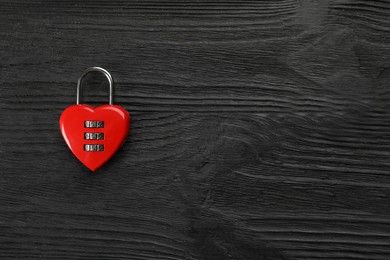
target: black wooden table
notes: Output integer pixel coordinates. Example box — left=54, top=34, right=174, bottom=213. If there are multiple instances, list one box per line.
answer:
left=1, top=1, right=390, bottom=259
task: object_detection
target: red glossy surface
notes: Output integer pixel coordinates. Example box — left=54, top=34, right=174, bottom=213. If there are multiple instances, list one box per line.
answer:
left=60, top=104, right=130, bottom=171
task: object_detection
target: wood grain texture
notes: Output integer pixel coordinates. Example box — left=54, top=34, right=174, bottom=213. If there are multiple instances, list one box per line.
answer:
left=1, top=0, right=390, bottom=259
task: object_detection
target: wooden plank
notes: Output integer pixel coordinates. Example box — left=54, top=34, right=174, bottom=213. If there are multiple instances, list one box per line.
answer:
left=0, top=0, right=390, bottom=259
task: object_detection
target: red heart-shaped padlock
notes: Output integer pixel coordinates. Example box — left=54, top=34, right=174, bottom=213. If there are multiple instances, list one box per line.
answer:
left=60, top=67, right=130, bottom=171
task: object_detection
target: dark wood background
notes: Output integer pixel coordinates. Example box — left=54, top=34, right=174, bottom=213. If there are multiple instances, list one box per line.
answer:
left=1, top=0, right=390, bottom=259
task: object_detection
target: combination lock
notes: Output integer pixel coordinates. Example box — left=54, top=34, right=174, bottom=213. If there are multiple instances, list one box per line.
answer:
left=59, top=67, right=130, bottom=171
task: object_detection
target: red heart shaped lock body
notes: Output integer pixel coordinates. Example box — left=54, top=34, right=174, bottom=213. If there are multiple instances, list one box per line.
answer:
left=60, top=104, right=130, bottom=171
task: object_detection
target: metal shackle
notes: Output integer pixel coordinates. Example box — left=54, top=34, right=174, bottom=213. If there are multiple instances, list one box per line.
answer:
left=76, top=67, right=114, bottom=105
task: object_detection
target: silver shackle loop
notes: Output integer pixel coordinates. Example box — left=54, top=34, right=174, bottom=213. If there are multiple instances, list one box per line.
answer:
left=76, top=67, right=114, bottom=105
